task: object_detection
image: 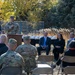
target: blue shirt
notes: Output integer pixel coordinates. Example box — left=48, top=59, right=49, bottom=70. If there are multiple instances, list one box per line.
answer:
left=43, top=37, right=47, bottom=47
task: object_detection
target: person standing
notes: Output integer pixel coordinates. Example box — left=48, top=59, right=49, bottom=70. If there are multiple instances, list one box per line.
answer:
left=37, top=32, right=51, bottom=55
left=67, top=32, right=75, bottom=49
left=4, top=16, right=19, bottom=34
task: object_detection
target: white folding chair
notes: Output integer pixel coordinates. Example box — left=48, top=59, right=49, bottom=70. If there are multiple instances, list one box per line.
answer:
left=37, top=55, right=54, bottom=63
left=32, top=64, right=53, bottom=75
left=58, top=56, right=75, bottom=75
left=63, top=66, right=75, bottom=75
left=32, top=55, right=54, bottom=75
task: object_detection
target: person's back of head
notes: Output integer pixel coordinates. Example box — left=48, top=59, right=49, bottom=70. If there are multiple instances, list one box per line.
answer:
left=22, top=35, right=31, bottom=44
left=8, top=38, right=17, bottom=51
left=0, top=34, right=8, bottom=44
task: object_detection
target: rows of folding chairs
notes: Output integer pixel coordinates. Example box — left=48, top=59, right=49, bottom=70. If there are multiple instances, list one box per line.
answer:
left=32, top=55, right=54, bottom=75
left=58, top=56, right=75, bottom=75
left=33, top=55, right=75, bottom=75
left=0, top=55, right=54, bottom=75
left=0, top=55, right=75, bottom=75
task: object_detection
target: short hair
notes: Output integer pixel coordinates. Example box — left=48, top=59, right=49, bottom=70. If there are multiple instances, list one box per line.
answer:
left=10, top=16, right=14, bottom=19
left=43, top=31, right=48, bottom=34
left=0, top=34, right=7, bottom=43
left=8, top=38, right=17, bottom=45
left=69, top=40, right=75, bottom=48
left=22, top=35, right=30, bottom=41
left=70, top=32, right=74, bottom=36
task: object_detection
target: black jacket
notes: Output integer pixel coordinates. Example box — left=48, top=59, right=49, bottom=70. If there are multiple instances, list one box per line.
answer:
left=39, top=37, right=51, bottom=49
left=53, top=39, right=65, bottom=53
left=0, top=43, right=8, bottom=56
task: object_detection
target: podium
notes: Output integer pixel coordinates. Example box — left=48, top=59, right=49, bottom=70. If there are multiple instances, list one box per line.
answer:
left=7, top=34, right=22, bottom=46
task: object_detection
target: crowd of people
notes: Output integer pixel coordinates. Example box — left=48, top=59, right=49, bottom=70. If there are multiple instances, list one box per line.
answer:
left=0, top=35, right=37, bottom=75
left=0, top=16, right=75, bottom=75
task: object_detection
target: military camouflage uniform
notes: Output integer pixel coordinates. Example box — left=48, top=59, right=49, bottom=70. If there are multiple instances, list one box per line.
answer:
left=16, top=44, right=37, bottom=73
left=5, top=22, right=19, bottom=34
left=0, top=50, right=24, bottom=69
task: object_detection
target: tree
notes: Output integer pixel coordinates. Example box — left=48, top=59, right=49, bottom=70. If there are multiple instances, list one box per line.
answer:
left=0, top=0, right=15, bottom=21
left=45, top=0, right=75, bottom=28
left=0, top=0, right=56, bottom=22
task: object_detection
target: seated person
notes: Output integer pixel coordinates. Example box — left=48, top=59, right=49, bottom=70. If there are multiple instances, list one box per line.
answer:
left=16, top=36, right=37, bottom=75
left=56, top=40, right=75, bottom=68
left=37, top=32, right=51, bottom=55
left=66, top=32, right=75, bottom=49
left=0, top=34, right=8, bottom=56
left=53, top=33, right=65, bottom=61
left=0, top=38, right=24, bottom=69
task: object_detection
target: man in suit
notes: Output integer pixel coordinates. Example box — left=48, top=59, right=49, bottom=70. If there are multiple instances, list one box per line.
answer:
left=67, top=32, right=75, bottom=49
left=37, top=32, right=51, bottom=55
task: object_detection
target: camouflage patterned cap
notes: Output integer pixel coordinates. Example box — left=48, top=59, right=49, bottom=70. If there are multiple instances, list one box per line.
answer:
left=8, top=38, right=17, bottom=44
left=22, top=35, right=31, bottom=40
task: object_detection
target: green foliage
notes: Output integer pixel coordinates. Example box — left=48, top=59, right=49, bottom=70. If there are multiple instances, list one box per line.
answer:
left=0, top=0, right=57, bottom=22
left=0, top=1, right=14, bottom=21
left=45, top=0, right=75, bottom=28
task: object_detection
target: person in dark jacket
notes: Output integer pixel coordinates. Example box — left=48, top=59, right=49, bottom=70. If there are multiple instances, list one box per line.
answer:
left=62, top=40, right=75, bottom=67
left=0, top=34, right=8, bottom=55
left=37, top=32, right=51, bottom=55
left=53, top=33, right=65, bottom=61
left=66, top=32, right=75, bottom=49
left=56, top=40, right=75, bottom=68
